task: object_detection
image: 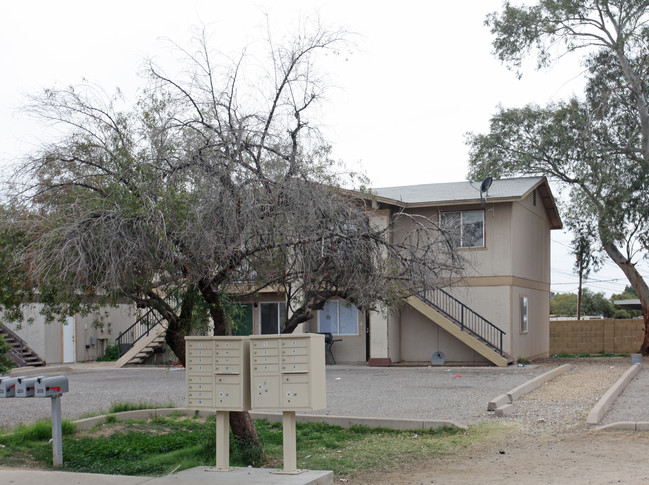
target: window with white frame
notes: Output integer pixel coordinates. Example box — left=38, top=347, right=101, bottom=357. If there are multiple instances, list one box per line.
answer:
left=440, top=210, right=485, bottom=248
left=318, top=300, right=359, bottom=336
left=520, top=296, right=529, bottom=333
left=260, top=302, right=287, bottom=334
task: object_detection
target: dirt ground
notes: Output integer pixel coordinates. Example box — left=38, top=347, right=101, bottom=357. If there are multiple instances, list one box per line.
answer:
left=351, top=359, right=649, bottom=485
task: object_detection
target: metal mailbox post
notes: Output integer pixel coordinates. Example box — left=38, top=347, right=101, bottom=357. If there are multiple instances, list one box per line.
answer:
left=34, top=376, right=70, bottom=466
left=0, top=374, right=69, bottom=466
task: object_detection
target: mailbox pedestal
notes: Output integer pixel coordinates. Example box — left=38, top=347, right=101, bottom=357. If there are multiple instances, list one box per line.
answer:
left=185, top=336, right=251, bottom=471
left=185, top=334, right=326, bottom=473
left=249, top=334, right=326, bottom=473
left=35, top=376, right=69, bottom=467
left=0, top=375, right=69, bottom=466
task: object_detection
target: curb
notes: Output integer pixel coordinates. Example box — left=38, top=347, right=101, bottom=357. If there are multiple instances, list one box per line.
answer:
left=594, top=421, right=649, bottom=431
left=488, top=364, right=572, bottom=415
left=73, top=408, right=467, bottom=431
left=586, top=363, right=642, bottom=425
left=249, top=412, right=467, bottom=430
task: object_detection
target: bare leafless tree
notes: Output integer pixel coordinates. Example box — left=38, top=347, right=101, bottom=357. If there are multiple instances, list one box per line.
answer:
left=3, top=24, right=465, bottom=457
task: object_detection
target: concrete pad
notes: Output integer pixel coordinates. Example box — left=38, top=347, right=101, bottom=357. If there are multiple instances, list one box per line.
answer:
left=10, top=366, right=74, bottom=378
left=487, top=394, right=510, bottom=411
left=149, top=466, right=333, bottom=484
left=0, top=467, right=334, bottom=485
left=587, top=363, right=642, bottom=425
left=0, top=469, right=149, bottom=484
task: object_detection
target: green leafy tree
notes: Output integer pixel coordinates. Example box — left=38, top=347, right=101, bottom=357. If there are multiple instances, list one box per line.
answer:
left=551, top=289, right=614, bottom=318
left=611, top=286, right=642, bottom=318
left=468, top=1, right=649, bottom=353
left=550, top=292, right=579, bottom=317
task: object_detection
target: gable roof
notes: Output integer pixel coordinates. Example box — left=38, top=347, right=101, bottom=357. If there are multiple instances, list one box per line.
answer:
left=370, top=176, right=562, bottom=229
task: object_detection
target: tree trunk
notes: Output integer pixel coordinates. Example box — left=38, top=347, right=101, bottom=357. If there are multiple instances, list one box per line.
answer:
left=198, top=285, right=263, bottom=457
left=602, top=241, right=649, bottom=354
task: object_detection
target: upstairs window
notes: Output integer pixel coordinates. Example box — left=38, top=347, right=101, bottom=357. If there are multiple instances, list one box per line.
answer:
left=318, top=300, right=359, bottom=336
left=440, top=210, right=484, bottom=248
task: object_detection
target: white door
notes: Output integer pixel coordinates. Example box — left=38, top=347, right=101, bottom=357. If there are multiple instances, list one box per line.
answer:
left=63, top=316, right=76, bottom=363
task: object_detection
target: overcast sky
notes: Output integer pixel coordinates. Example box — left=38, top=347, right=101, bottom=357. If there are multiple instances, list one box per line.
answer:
left=0, top=0, right=643, bottom=298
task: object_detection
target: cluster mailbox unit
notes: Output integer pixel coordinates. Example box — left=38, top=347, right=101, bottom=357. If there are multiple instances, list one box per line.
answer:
left=186, top=336, right=250, bottom=411
left=185, top=333, right=326, bottom=472
left=250, top=334, right=326, bottom=411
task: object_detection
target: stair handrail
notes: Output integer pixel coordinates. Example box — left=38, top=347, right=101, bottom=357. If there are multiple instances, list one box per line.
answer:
left=0, top=322, right=46, bottom=367
left=417, top=287, right=506, bottom=356
left=116, top=306, right=167, bottom=358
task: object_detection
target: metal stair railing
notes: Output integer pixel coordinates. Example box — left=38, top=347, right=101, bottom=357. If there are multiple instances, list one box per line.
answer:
left=418, top=287, right=506, bottom=356
left=116, top=307, right=168, bottom=359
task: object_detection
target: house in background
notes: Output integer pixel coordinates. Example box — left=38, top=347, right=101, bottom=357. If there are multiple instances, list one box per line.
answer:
left=1, top=304, right=134, bottom=366
left=3, top=176, right=562, bottom=368
left=229, top=176, right=562, bottom=367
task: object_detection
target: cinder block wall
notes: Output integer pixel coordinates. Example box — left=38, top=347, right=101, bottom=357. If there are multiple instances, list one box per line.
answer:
left=550, top=319, right=644, bottom=354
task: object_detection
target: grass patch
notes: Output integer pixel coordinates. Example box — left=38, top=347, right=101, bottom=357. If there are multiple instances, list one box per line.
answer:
left=550, top=352, right=630, bottom=358
left=108, top=401, right=176, bottom=414
left=0, top=416, right=506, bottom=479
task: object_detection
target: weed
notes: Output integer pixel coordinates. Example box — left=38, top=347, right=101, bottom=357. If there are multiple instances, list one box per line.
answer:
left=107, top=401, right=175, bottom=414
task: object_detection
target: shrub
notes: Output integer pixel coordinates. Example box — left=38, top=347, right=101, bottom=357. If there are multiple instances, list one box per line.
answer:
left=0, top=335, right=15, bottom=374
left=97, top=342, right=119, bottom=362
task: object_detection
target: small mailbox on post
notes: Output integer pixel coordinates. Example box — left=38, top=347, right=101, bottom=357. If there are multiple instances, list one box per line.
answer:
left=0, top=374, right=69, bottom=466
left=35, top=376, right=69, bottom=397
left=15, top=377, right=38, bottom=398
left=0, top=376, right=20, bottom=398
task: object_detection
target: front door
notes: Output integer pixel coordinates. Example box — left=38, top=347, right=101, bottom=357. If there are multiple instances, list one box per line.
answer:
left=63, top=316, right=76, bottom=363
left=232, top=304, right=253, bottom=336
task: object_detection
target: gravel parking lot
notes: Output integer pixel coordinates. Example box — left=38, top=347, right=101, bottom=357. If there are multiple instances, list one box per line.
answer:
left=2, top=357, right=645, bottom=431
left=1, top=363, right=546, bottom=429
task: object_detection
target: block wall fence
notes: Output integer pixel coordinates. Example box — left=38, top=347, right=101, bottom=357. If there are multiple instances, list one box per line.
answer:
left=550, top=319, right=644, bottom=354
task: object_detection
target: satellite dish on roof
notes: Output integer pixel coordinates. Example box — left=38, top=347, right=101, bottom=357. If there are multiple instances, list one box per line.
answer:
left=480, top=176, right=493, bottom=206
left=480, top=176, right=493, bottom=193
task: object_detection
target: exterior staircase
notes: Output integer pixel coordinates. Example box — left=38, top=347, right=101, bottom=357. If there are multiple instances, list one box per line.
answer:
left=408, top=287, right=513, bottom=367
left=0, top=322, right=46, bottom=368
left=114, top=306, right=169, bottom=368
left=115, top=323, right=166, bottom=367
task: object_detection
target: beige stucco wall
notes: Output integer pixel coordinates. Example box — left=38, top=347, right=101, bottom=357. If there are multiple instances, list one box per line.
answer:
left=550, top=319, right=644, bottom=354
left=511, top=196, right=552, bottom=283
left=399, top=305, right=489, bottom=364
left=511, top=286, right=550, bottom=359
left=384, top=188, right=553, bottom=362
left=441, top=285, right=512, bottom=354
left=76, top=305, right=135, bottom=362
left=309, top=310, right=366, bottom=364
left=3, top=304, right=135, bottom=364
